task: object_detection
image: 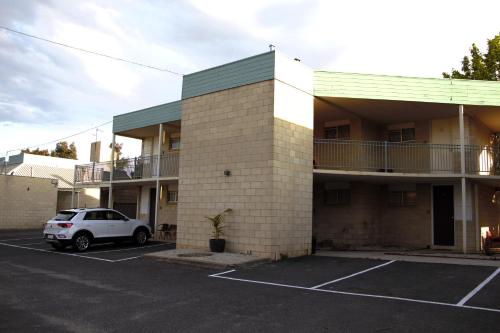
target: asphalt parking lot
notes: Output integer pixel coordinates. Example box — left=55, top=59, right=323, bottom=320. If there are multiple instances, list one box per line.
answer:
left=1, top=229, right=499, bottom=332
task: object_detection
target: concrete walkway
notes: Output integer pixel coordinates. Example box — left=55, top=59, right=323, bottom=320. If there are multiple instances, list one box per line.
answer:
left=316, top=250, right=500, bottom=267
left=144, top=248, right=267, bottom=269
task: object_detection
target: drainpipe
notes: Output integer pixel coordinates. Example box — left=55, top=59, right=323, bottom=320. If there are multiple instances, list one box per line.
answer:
left=108, top=134, right=115, bottom=209
left=154, top=123, right=163, bottom=236
left=459, top=105, right=467, bottom=253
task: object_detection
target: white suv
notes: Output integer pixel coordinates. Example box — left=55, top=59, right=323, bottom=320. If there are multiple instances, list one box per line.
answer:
left=43, top=208, right=152, bottom=252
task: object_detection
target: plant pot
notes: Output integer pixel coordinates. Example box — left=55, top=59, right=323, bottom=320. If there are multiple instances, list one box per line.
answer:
left=209, top=239, right=225, bottom=253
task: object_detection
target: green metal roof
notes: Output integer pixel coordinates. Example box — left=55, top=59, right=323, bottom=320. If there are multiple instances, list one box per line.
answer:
left=113, top=100, right=181, bottom=133
left=182, top=51, right=275, bottom=99
left=314, top=71, right=500, bottom=106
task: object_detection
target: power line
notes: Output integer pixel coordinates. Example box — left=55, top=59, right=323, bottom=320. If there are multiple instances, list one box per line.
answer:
left=5, top=120, right=113, bottom=155
left=0, top=26, right=183, bottom=76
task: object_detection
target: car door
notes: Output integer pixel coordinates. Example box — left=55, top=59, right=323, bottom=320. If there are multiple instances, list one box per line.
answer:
left=106, top=210, right=132, bottom=237
left=82, top=210, right=109, bottom=238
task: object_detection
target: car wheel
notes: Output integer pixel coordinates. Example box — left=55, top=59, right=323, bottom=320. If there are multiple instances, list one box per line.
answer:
left=134, top=229, right=148, bottom=246
left=51, top=243, right=66, bottom=251
left=73, top=233, right=91, bottom=252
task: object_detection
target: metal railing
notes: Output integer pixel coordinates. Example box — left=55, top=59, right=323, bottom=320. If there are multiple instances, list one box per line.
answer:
left=314, top=139, right=500, bottom=175
left=75, top=152, right=179, bottom=184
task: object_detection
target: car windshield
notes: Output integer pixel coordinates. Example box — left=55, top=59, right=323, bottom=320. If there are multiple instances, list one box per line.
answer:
left=52, top=211, right=77, bottom=221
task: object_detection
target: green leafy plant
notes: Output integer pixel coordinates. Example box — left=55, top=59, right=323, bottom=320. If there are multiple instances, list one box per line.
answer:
left=206, top=208, right=232, bottom=239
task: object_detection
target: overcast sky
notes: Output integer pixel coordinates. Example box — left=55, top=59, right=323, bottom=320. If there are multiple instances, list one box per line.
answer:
left=1, top=0, right=499, bottom=162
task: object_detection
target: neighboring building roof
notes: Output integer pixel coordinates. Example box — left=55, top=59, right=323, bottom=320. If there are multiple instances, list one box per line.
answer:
left=7, top=163, right=74, bottom=189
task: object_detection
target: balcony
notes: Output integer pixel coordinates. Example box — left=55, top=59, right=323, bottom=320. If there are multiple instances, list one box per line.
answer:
left=75, top=152, right=179, bottom=184
left=314, top=139, right=500, bottom=176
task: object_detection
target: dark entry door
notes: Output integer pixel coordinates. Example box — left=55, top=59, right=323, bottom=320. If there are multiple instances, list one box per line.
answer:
left=433, top=186, right=454, bottom=246
left=149, top=188, right=156, bottom=232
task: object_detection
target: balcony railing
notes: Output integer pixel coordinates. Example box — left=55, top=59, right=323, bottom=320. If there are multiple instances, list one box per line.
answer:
left=314, top=139, right=500, bottom=175
left=75, top=152, right=179, bottom=184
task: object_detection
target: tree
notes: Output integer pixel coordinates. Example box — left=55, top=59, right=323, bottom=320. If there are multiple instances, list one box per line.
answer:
left=109, top=142, right=128, bottom=169
left=51, top=141, right=77, bottom=159
left=443, top=34, right=500, bottom=80
left=22, top=148, right=50, bottom=156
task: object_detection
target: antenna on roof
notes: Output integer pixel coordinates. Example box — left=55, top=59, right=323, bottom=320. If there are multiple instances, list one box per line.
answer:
left=269, top=44, right=275, bottom=52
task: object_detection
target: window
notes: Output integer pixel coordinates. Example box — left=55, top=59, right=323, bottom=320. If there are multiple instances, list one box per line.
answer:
left=83, top=211, right=108, bottom=220
left=169, top=137, right=180, bottom=150
left=325, top=125, right=350, bottom=139
left=167, top=191, right=178, bottom=203
left=106, top=211, right=127, bottom=221
left=388, top=128, right=415, bottom=142
left=389, top=191, right=417, bottom=206
left=325, top=189, right=351, bottom=205
left=53, top=211, right=77, bottom=221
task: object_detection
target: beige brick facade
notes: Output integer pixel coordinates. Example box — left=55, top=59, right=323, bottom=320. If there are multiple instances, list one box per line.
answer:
left=314, top=182, right=432, bottom=249
left=177, top=79, right=313, bottom=259
left=0, top=175, right=57, bottom=229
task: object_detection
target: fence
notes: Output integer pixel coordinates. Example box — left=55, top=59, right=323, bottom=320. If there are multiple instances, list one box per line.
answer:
left=314, top=139, right=500, bottom=175
left=75, top=152, right=180, bottom=184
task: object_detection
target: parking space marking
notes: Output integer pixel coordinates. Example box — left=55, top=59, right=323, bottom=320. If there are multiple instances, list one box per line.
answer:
left=0, top=242, right=116, bottom=262
left=18, top=241, right=47, bottom=246
left=310, top=260, right=396, bottom=289
left=209, top=270, right=500, bottom=314
left=0, top=237, right=42, bottom=242
left=457, top=267, right=500, bottom=306
left=112, top=256, right=142, bottom=262
left=85, top=243, right=170, bottom=254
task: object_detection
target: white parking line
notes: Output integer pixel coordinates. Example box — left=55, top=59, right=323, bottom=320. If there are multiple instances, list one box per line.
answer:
left=85, top=243, right=169, bottom=254
left=209, top=269, right=236, bottom=277
left=0, top=242, right=115, bottom=262
left=0, top=237, right=41, bottom=242
left=311, top=260, right=396, bottom=289
left=19, top=242, right=47, bottom=246
left=456, top=267, right=500, bottom=306
left=209, top=271, right=500, bottom=314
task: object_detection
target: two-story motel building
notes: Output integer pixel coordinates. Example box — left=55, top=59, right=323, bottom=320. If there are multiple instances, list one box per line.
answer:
left=74, top=51, right=500, bottom=259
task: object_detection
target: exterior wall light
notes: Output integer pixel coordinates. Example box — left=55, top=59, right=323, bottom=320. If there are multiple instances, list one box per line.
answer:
left=224, top=169, right=231, bottom=176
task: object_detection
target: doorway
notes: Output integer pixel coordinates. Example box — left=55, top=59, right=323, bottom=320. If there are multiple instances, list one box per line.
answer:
left=433, top=185, right=454, bottom=246
left=149, top=188, right=156, bottom=232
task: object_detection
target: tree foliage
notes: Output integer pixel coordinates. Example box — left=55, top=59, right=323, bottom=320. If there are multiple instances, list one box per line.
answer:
left=22, top=141, right=77, bottom=159
left=443, top=33, right=499, bottom=81
left=21, top=147, right=50, bottom=156
left=51, top=141, right=77, bottom=159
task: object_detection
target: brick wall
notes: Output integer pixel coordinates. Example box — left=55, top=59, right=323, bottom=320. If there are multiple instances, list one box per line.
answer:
left=0, top=175, right=57, bottom=229
left=314, top=182, right=432, bottom=249
left=177, top=79, right=313, bottom=258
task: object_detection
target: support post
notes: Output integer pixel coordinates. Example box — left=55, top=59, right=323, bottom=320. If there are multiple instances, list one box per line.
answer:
left=108, top=134, right=116, bottom=209
left=154, top=124, right=163, bottom=236
left=459, top=105, right=467, bottom=253
left=71, top=165, right=77, bottom=208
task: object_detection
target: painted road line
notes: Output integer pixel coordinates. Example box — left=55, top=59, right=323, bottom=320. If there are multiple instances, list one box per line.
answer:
left=311, top=260, right=396, bottom=289
left=19, top=242, right=48, bottom=246
left=0, top=237, right=42, bottom=242
left=209, top=273, right=500, bottom=314
left=0, top=242, right=115, bottom=262
left=456, top=267, right=500, bottom=306
left=209, top=269, right=236, bottom=277
left=85, top=243, right=169, bottom=254
left=112, top=256, right=142, bottom=262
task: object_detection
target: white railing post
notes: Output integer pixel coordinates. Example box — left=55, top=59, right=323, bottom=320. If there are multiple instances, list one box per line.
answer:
left=384, top=141, right=388, bottom=172
left=459, top=105, right=467, bottom=254
left=108, top=134, right=115, bottom=209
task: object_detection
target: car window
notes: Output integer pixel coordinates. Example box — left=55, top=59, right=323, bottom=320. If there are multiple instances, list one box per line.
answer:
left=53, top=211, right=77, bottom=221
left=83, top=211, right=108, bottom=221
left=107, top=211, right=127, bottom=220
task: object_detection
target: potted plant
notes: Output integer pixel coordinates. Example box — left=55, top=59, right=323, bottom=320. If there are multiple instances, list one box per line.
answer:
left=206, top=208, right=232, bottom=253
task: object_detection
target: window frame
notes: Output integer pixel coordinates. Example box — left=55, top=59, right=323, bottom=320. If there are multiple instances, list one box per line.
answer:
left=324, top=189, right=351, bottom=206
left=325, top=124, right=350, bottom=140
left=167, top=190, right=178, bottom=203
left=388, top=127, right=415, bottom=143
left=168, top=137, right=180, bottom=151
left=388, top=190, right=417, bottom=206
